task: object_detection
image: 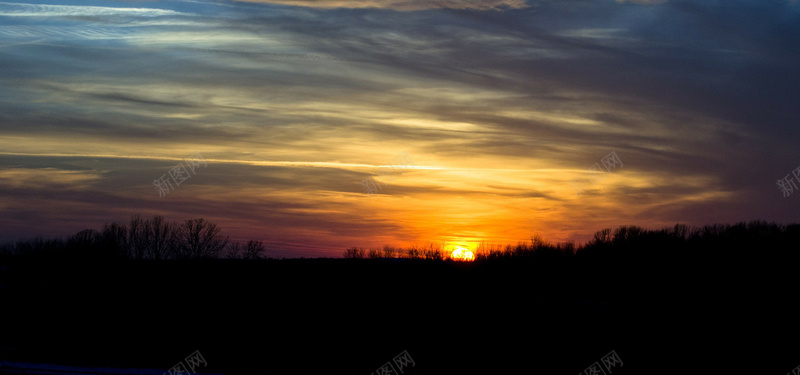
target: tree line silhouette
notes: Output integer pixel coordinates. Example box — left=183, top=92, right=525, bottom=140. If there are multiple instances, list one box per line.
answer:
left=2, top=218, right=798, bottom=262
left=343, top=221, right=800, bottom=263
left=343, top=243, right=446, bottom=260
left=1, top=219, right=798, bottom=374
left=0, top=214, right=265, bottom=260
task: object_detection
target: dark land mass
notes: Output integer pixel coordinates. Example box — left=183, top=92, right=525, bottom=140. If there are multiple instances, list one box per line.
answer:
left=1, top=222, right=800, bottom=374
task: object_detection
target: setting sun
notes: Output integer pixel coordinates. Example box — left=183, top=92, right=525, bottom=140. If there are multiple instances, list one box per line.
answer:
left=451, top=247, right=475, bottom=261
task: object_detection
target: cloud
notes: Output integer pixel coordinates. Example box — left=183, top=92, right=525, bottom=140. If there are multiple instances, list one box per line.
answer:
left=0, top=167, right=102, bottom=189
left=231, top=0, right=530, bottom=11
left=0, top=2, right=186, bottom=18
left=615, top=0, right=667, bottom=4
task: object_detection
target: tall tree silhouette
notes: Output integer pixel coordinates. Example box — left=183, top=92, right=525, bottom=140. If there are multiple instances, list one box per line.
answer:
left=100, top=222, right=128, bottom=259
left=148, top=216, right=178, bottom=260
left=128, top=214, right=149, bottom=260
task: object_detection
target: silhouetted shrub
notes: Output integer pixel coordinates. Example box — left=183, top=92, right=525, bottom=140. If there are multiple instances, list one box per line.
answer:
left=406, top=246, right=421, bottom=259
left=382, top=245, right=397, bottom=258
left=343, top=247, right=365, bottom=259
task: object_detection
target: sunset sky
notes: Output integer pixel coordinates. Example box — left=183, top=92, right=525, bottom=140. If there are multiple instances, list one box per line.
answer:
left=1, top=0, right=799, bottom=257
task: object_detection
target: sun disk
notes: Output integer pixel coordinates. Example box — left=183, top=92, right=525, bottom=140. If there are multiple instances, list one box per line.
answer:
left=451, top=247, right=475, bottom=261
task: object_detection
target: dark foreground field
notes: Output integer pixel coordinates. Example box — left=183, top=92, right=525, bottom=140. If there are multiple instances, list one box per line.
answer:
left=1, top=251, right=799, bottom=375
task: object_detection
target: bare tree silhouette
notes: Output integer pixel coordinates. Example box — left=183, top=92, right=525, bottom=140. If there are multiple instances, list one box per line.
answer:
left=226, top=241, right=243, bottom=259
left=406, top=245, right=421, bottom=259
left=588, top=228, right=612, bottom=247
left=243, top=240, right=265, bottom=260
left=423, top=243, right=443, bottom=260
left=382, top=245, right=396, bottom=258
left=128, top=214, right=149, bottom=260
left=178, top=218, right=229, bottom=259
left=100, top=222, right=128, bottom=259
left=343, top=247, right=365, bottom=259
left=367, top=248, right=381, bottom=259
left=67, top=229, right=101, bottom=258
left=11, top=236, right=64, bottom=258
left=148, top=216, right=178, bottom=260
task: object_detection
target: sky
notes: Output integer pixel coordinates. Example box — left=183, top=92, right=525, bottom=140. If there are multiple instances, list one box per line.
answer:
left=0, top=0, right=799, bottom=257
